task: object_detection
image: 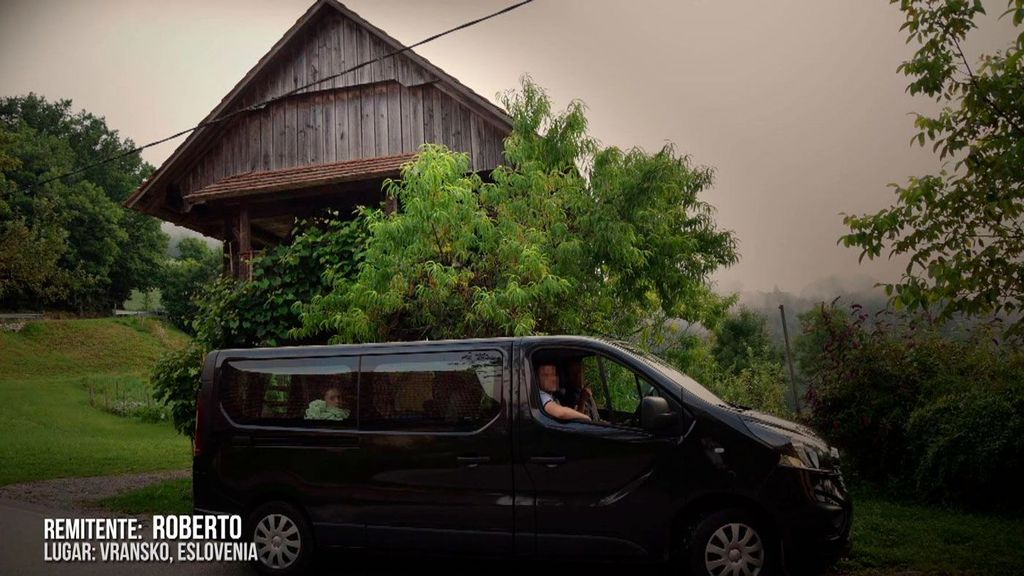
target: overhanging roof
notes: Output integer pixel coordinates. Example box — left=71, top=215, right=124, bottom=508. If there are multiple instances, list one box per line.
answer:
left=186, top=153, right=415, bottom=205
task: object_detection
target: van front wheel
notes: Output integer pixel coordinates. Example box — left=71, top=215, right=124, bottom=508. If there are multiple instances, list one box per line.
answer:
left=248, top=501, right=313, bottom=576
left=685, top=509, right=771, bottom=576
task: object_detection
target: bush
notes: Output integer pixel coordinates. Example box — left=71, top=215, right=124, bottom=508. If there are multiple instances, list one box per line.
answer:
left=151, top=342, right=204, bottom=438
left=660, top=323, right=792, bottom=417
left=713, top=351, right=791, bottom=417
left=796, top=301, right=1024, bottom=511
left=907, top=383, right=1024, bottom=511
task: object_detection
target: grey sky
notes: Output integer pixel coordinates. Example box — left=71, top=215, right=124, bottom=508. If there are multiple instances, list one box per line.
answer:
left=0, top=0, right=1015, bottom=295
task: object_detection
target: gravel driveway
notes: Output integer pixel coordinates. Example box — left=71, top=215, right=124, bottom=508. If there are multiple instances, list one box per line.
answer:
left=0, top=469, right=189, bottom=512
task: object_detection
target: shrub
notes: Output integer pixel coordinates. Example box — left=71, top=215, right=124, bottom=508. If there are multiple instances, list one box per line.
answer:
left=796, top=301, right=1024, bottom=511
left=151, top=342, right=204, bottom=438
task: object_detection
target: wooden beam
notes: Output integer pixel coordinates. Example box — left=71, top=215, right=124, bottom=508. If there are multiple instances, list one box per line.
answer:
left=238, top=206, right=252, bottom=280
left=223, top=216, right=238, bottom=278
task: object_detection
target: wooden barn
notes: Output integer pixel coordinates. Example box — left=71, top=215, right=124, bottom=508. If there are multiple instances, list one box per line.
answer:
left=126, top=0, right=511, bottom=277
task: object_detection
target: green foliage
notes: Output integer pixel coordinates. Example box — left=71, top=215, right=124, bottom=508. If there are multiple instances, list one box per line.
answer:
left=712, top=307, right=779, bottom=373
left=151, top=343, right=205, bottom=438
left=0, top=94, right=166, bottom=311
left=906, top=382, right=1024, bottom=510
left=296, top=78, right=738, bottom=344
left=657, top=313, right=791, bottom=417
left=713, top=350, right=790, bottom=415
left=159, top=238, right=220, bottom=331
left=796, top=300, right=1024, bottom=511
left=841, top=1, right=1024, bottom=340
left=193, top=215, right=366, bottom=349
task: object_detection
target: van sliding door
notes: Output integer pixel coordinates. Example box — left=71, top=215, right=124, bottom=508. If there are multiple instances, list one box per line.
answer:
left=355, top=347, right=514, bottom=555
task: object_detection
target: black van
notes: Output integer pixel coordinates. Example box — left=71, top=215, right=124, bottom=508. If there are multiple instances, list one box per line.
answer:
left=193, top=336, right=851, bottom=576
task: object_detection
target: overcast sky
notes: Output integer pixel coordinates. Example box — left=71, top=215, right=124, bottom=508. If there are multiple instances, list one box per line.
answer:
left=0, top=0, right=1016, bottom=295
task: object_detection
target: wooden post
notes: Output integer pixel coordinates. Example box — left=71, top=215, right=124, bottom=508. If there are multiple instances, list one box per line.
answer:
left=223, top=217, right=238, bottom=278
left=238, top=205, right=252, bottom=281
left=779, top=304, right=802, bottom=417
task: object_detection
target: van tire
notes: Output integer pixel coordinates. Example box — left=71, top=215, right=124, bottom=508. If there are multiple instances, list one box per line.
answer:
left=247, top=501, right=314, bottom=576
left=682, top=508, right=773, bottom=576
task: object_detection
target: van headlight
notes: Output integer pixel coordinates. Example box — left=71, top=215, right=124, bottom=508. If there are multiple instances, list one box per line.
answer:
left=778, top=441, right=822, bottom=470
left=745, top=420, right=829, bottom=471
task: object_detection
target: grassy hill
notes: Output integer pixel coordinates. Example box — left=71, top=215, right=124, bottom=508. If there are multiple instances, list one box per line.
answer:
left=0, top=317, right=192, bottom=485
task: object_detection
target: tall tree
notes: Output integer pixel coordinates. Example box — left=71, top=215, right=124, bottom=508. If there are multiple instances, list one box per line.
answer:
left=841, top=1, right=1024, bottom=339
left=0, top=94, right=166, bottom=311
left=295, top=79, right=738, bottom=343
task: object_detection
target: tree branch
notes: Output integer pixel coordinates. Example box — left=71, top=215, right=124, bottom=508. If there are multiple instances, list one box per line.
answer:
left=948, top=32, right=1024, bottom=136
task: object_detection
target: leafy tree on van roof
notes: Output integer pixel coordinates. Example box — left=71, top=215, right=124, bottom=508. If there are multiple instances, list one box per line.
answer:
left=293, top=78, right=739, bottom=344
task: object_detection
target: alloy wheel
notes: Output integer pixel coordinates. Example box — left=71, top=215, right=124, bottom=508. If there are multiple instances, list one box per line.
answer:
left=253, top=513, right=301, bottom=569
left=703, top=522, right=764, bottom=576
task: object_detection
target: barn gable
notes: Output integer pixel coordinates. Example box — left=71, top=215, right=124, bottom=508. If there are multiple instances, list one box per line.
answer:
left=126, top=0, right=511, bottom=270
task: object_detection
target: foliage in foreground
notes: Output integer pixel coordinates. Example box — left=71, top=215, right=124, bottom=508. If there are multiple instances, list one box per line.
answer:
left=841, top=1, right=1024, bottom=340
left=797, top=301, right=1024, bottom=512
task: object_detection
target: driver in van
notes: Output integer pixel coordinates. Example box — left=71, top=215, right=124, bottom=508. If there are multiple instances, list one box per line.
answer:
left=537, top=363, right=591, bottom=421
left=559, top=360, right=601, bottom=421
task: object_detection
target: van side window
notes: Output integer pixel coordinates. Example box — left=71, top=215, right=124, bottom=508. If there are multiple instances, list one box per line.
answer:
left=218, top=357, right=358, bottom=428
left=359, top=351, right=503, bottom=432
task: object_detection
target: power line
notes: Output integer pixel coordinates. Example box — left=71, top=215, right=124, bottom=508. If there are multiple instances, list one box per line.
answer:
left=18, top=0, right=536, bottom=194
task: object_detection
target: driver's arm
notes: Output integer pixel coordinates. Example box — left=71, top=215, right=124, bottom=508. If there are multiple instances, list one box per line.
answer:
left=543, top=401, right=592, bottom=422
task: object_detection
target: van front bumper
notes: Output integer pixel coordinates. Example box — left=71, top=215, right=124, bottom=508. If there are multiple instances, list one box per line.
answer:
left=761, top=466, right=852, bottom=574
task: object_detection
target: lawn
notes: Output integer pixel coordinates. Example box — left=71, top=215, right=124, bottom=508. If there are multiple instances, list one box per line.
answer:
left=831, top=487, right=1024, bottom=575
left=0, top=318, right=192, bottom=485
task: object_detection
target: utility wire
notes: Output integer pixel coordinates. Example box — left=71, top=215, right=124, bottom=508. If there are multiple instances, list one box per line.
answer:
left=19, top=0, right=536, bottom=194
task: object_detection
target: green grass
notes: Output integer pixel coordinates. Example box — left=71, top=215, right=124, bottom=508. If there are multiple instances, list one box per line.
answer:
left=123, top=288, right=163, bottom=312
left=0, top=317, right=192, bottom=485
left=833, top=488, right=1024, bottom=575
left=96, top=477, right=192, bottom=515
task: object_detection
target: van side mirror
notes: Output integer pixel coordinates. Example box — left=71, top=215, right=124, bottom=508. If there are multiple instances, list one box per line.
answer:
left=641, top=396, right=676, bottom=431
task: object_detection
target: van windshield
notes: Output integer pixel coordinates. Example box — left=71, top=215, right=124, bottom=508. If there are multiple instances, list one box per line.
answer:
left=614, top=342, right=728, bottom=408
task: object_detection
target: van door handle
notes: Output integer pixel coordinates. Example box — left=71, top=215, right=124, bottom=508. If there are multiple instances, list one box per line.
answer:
left=457, top=456, right=490, bottom=468
left=530, top=456, right=566, bottom=467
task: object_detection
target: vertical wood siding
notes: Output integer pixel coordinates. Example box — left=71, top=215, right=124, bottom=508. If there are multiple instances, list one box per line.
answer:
left=178, top=11, right=508, bottom=196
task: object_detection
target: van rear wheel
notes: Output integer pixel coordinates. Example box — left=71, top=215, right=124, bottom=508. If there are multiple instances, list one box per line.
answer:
left=248, top=501, right=313, bottom=576
left=684, top=509, right=771, bottom=576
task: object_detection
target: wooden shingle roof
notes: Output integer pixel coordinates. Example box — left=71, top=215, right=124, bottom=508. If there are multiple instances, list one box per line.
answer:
left=186, top=153, right=415, bottom=204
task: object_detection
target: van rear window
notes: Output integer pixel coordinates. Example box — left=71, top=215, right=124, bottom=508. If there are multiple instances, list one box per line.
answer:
left=359, top=351, right=503, bottom=432
left=218, top=357, right=358, bottom=427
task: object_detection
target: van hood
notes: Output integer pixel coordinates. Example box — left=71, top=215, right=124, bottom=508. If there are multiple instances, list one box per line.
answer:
left=740, top=410, right=822, bottom=444
left=739, top=410, right=840, bottom=470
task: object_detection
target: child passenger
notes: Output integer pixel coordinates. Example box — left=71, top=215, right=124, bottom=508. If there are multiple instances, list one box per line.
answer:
left=305, top=386, right=351, bottom=421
